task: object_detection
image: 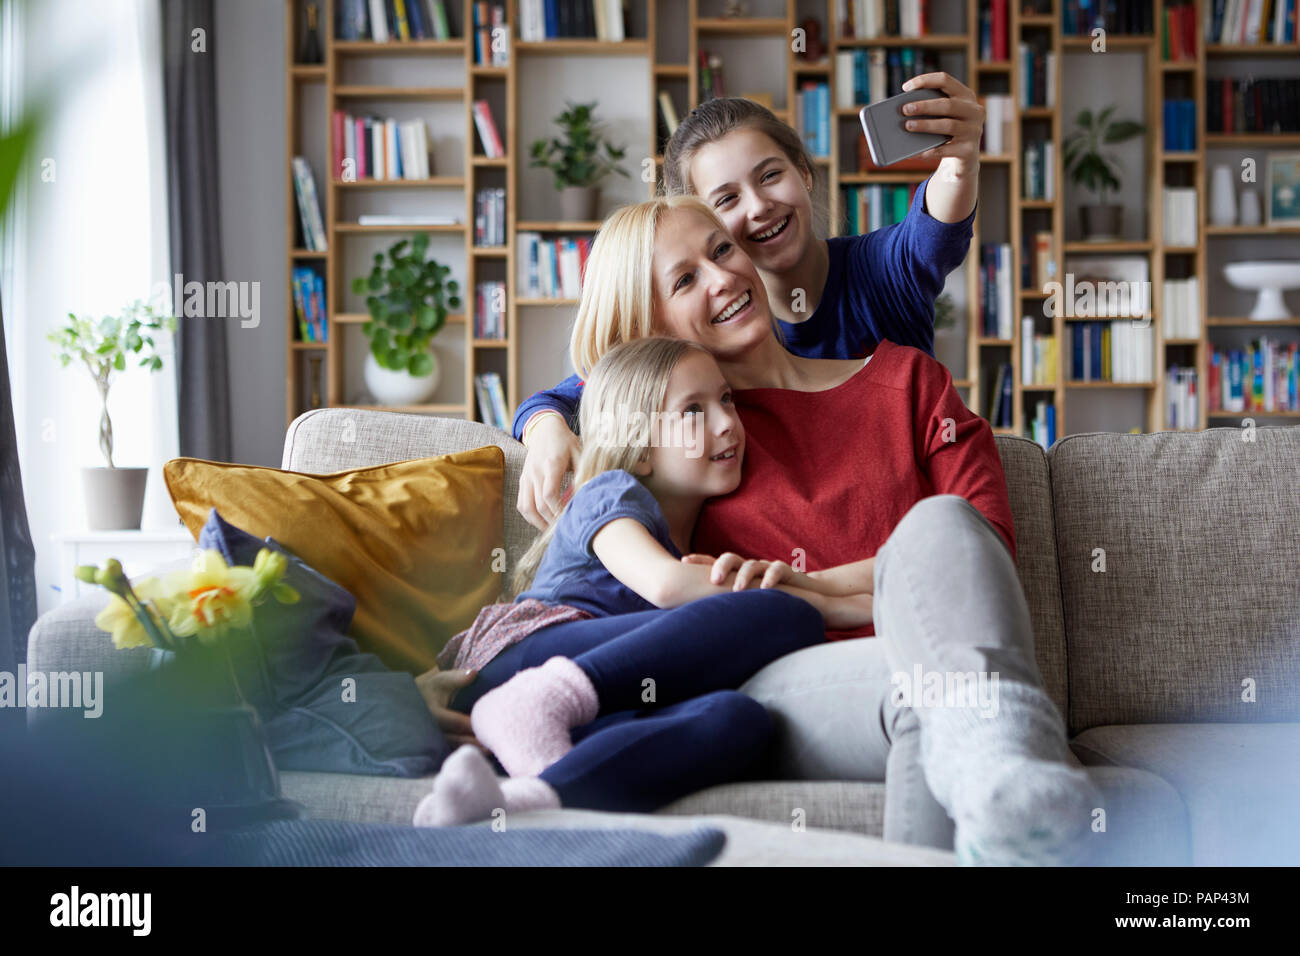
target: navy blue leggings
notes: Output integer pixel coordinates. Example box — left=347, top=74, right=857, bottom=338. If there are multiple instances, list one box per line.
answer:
left=451, top=589, right=824, bottom=813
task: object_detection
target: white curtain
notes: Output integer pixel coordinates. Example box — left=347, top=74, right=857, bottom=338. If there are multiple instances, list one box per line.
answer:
left=5, top=0, right=177, bottom=615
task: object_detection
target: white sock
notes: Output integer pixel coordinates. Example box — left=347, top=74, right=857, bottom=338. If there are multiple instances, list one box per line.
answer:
left=918, top=681, right=1099, bottom=865
left=413, top=745, right=561, bottom=827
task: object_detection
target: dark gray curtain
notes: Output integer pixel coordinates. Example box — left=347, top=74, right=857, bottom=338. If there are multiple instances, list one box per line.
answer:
left=163, top=0, right=231, bottom=462
left=0, top=288, right=36, bottom=670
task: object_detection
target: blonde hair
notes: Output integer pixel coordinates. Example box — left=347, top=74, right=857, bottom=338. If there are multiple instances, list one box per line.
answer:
left=512, top=336, right=713, bottom=596
left=569, top=195, right=729, bottom=378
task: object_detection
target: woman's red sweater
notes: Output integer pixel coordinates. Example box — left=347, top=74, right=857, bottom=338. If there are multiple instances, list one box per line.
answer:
left=692, top=339, right=1016, bottom=640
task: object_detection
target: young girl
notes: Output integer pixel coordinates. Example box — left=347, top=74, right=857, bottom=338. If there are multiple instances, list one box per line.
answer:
left=512, top=81, right=985, bottom=528
left=414, top=336, right=873, bottom=827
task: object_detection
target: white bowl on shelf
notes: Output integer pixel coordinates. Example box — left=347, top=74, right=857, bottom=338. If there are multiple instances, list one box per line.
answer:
left=1222, top=261, right=1300, bottom=321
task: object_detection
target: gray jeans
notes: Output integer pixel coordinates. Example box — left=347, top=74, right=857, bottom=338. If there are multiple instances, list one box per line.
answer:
left=739, top=494, right=1046, bottom=850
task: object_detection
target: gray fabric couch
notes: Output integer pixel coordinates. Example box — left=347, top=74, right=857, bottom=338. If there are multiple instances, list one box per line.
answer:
left=27, top=410, right=1300, bottom=865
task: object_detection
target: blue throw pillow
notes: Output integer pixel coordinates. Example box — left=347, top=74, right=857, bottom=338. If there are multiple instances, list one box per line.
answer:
left=197, top=508, right=450, bottom=777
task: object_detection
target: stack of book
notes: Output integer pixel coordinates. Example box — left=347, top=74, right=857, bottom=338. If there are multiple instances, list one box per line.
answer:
left=1209, top=340, right=1300, bottom=412
left=516, top=233, right=592, bottom=299
left=332, top=112, right=431, bottom=181
left=335, top=0, right=456, bottom=40
left=1028, top=399, right=1057, bottom=450
left=1062, top=0, right=1153, bottom=34
left=1206, top=77, right=1300, bottom=133
left=1022, top=140, right=1055, bottom=200
left=1162, top=277, right=1201, bottom=338
left=837, top=0, right=932, bottom=38
left=1163, top=188, right=1198, bottom=246
left=475, top=282, right=506, bottom=339
left=1021, top=317, right=1058, bottom=386
left=795, top=83, right=831, bottom=158
left=1018, top=39, right=1055, bottom=108
left=987, top=362, right=1014, bottom=428
left=1161, top=2, right=1197, bottom=59
left=472, top=101, right=506, bottom=158
left=833, top=48, right=941, bottom=108
left=1022, top=230, right=1057, bottom=291
left=1069, top=321, right=1154, bottom=383
left=474, top=188, right=506, bottom=247
left=1206, top=0, right=1297, bottom=45
left=979, top=243, right=1014, bottom=340
left=1162, top=99, right=1196, bottom=151
left=291, top=267, right=329, bottom=343
left=291, top=157, right=327, bottom=252
left=698, top=51, right=725, bottom=101
left=1165, top=365, right=1198, bottom=428
left=518, top=0, right=626, bottom=40
left=474, top=372, right=510, bottom=431
left=842, top=183, right=918, bottom=235
left=979, top=0, right=1010, bottom=62
left=472, top=3, right=508, bottom=65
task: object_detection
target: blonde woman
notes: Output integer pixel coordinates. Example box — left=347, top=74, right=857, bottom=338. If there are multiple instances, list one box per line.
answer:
left=492, top=197, right=1099, bottom=865
left=414, top=337, right=873, bottom=827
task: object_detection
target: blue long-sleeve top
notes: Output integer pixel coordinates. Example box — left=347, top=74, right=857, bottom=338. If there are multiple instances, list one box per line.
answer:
left=510, top=175, right=976, bottom=439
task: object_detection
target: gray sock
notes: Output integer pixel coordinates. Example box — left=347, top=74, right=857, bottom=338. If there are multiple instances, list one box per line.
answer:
left=916, top=681, right=1099, bottom=865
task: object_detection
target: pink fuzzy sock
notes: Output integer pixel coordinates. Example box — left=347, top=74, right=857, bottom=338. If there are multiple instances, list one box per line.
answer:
left=470, top=656, right=600, bottom=777
left=413, top=745, right=560, bottom=827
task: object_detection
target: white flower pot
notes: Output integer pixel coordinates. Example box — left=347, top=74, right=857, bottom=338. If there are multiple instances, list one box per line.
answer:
left=364, top=348, right=440, bottom=406
left=82, top=467, right=149, bottom=530
left=1210, top=165, right=1237, bottom=226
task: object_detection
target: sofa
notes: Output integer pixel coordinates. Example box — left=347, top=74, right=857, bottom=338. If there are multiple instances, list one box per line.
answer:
left=27, top=409, right=1300, bottom=866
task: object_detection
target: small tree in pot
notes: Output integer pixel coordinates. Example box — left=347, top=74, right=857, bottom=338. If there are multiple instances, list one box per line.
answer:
left=352, top=234, right=461, bottom=407
left=1064, top=106, right=1145, bottom=241
left=529, top=101, right=628, bottom=222
left=48, top=300, right=176, bottom=530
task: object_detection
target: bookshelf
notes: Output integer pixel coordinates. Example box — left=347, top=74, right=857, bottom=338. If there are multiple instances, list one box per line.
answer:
left=284, top=0, right=1300, bottom=441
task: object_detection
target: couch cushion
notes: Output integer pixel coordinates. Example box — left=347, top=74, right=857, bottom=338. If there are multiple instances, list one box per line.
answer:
left=659, top=781, right=886, bottom=835
left=1072, top=722, right=1300, bottom=865
left=994, top=435, right=1069, bottom=721
left=283, top=409, right=536, bottom=584
left=1050, top=428, right=1300, bottom=730
left=165, top=447, right=505, bottom=673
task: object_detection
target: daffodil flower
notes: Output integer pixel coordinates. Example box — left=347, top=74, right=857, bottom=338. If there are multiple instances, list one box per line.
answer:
left=163, top=550, right=260, bottom=645
left=94, top=577, right=165, bottom=650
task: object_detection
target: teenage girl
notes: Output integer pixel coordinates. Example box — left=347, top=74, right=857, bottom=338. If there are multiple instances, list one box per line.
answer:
left=512, top=76, right=986, bottom=529
left=414, top=336, right=873, bottom=827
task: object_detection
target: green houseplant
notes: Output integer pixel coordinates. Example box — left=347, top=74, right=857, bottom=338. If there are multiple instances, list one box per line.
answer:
left=48, top=300, right=176, bottom=530
left=529, top=101, right=628, bottom=221
left=352, top=234, right=461, bottom=406
left=1063, top=106, right=1146, bottom=241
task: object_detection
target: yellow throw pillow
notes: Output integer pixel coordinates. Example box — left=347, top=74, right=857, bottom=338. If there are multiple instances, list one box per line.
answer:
left=163, top=447, right=505, bottom=675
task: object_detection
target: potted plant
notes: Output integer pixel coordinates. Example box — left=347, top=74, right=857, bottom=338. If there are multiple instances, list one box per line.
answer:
left=48, top=300, right=176, bottom=530
left=1063, top=106, right=1145, bottom=241
left=352, top=234, right=461, bottom=406
left=529, top=101, right=628, bottom=222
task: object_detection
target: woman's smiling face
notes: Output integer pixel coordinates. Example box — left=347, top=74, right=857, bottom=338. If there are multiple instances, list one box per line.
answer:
left=687, top=126, right=814, bottom=276
left=651, top=207, right=775, bottom=362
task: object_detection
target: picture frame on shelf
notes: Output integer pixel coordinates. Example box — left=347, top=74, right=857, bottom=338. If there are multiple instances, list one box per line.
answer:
left=1265, top=152, right=1300, bottom=227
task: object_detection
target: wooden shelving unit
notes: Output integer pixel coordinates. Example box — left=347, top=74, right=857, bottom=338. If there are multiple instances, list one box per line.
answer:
left=284, top=0, right=1300, bottom=437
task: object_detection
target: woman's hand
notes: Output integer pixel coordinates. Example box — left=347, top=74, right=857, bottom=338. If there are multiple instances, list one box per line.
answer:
left=900, top=71, right=982, bottom=223
left=681, top=552, right=818, bottom=592
left=517, top=413, right=580, bottom=530
left=414, top=666, right=486, bottom=752
left=815, top=591, right=875, bottom=631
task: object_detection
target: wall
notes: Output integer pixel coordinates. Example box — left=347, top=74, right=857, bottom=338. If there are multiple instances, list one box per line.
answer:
left=215, top=0, right=288, bottom=467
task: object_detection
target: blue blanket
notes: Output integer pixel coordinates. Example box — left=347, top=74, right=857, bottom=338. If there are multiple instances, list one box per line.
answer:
left=218, top=820, right=727, bottom=867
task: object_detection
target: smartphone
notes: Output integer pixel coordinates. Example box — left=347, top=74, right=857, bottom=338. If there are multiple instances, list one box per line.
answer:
left=859, top=88, right=950, bottom=167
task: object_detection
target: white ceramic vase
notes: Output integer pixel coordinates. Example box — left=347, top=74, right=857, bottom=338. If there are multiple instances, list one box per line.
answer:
left=363, top=348, right=440, bottom=406
left=1210, top=165, right=1237, bottom=226
left=1239, top=189, right=1262, bottom=227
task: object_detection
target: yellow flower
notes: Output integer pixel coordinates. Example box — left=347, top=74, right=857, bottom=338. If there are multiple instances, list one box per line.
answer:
left=94, top=577, right=164, bottom=650
left=162, top=549, right=259, bottom=645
